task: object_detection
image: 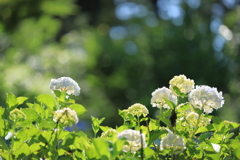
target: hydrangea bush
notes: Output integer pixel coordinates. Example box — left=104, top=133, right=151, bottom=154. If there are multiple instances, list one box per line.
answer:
left=0, top=75, right=240, bottom=159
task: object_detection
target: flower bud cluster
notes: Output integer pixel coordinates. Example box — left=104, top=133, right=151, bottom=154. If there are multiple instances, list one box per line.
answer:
left=118, top=129, right=147, bottom=153
left=10, top=108, right=26, bottom=122
left=53, top=107, right=79, bottom=126
left=101, top=128, right=119, bottom=138
left=126, top=103, right=149, bottom=117
left=185, top=112, right=211, bottom=127
left=169, top=74, right=195, bottom=94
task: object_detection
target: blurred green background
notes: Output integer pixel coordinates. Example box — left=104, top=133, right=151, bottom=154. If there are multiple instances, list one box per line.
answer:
left=0, top=0, right=240, bottom=130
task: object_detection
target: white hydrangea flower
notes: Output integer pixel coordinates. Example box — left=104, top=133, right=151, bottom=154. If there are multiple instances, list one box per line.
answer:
left=118, top=129, right=147, bottom=153
left=185, top=112, right=211, bottom=127
left=127, top=103, right=149, bottom=117
left=53, top=107, right=79, bottom=126
left=160, top=132, right=186, bottom=154
left=151, top=87, right=178, bottom=109
left=169, top=75, right=195, bottom=94
left=49, top=77, right=80, bottom=96
left=188, top=85, right=224, bottom=114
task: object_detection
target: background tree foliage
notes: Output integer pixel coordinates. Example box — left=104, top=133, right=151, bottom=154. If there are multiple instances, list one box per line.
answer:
left=0, top=0, right=240, bottom=130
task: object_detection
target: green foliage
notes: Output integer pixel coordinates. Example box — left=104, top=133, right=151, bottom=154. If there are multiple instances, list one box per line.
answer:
left=0, top=76, right=239, bottom=160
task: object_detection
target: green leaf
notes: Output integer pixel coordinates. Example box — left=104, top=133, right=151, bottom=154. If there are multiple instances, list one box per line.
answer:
left=36, top=94, right=56, bottom=110
left=176, top=102, right=192, bottom=112
left=6, top=93, right=18, bottom=110
left=172, top=86, right=188, bottom=97
left=144, top=147, right=155, bottom=158
left=196, top=124, right=214, bottom=134
left=21, top=108, right=39, bottom=122
left=148, top=129, right=168, bottom=145
left=62, top=133, right=75, bottom=147
left=14, top=143, right=31, bottom=158
left=39, top=119, right=55, bottom=130
left=92, top=138, right=110, bottom=159
left=148, top=118, right=159, bottom=131
left=69, top=104, right=87, bottom=115
left=17, top=97, right=28, bottom=105
left=163, top=98, right=176, bottom=109
left=100, top=126, right=111, bottom=132
left=91, top=116, right=105, bottom=135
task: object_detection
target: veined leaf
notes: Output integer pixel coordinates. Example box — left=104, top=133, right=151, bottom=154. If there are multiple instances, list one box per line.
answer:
left=6, top=93, right=18, bottom=110
left=17, top=97, right=28, bottom=105
left=36, top=94, right=56, bottom=110
left=92, top=138, right=110, bottom=159
left=69, top=104, right=87, bottom=115
left=21, top=108, right=39, bottom=122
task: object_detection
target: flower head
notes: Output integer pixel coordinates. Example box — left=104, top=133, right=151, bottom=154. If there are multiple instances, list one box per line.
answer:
left=188, top=85, right=224, bottom=114
left=50, top=77, right=80, bottom=96
left=127, top=103, right=149, bottom=117
left=185, top=112, right=211, bottom=127
left=151, top=87, right=177, bottom=109
left=160, top=132, right=186, bottom=154
left=101, top=128, right=119, bottom=138
left=118, top=129, right=147, bottom=153
left=53, top=107, right=79, bottom=126
left=10, top=108, right=26, bottom=122
left=169, top=75, right=194, bottom=94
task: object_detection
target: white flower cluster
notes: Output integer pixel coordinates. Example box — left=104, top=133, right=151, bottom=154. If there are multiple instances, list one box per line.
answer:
left=169, top=75, right=194, bottom=94
left=49, top=77, right=80, bottom=96
left=151, top=87, right=177, bottom=109
left=53, top=107, right=79, bottom=126
left=188, top=85, right=224, bottom=114
left=118, top=129, right=147, bottom=153
left=126, top=103, right=149, bottom=117
left=160, top=132, right=186, bottom=154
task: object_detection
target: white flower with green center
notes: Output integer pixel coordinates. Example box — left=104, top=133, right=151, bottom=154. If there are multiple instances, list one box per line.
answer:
left=127, top=103, right=149, bottom=117
left=53, top=107, right=79, bottom=126
left=49, top=77, right=80, bottom=96
left=118, top=129, right=147, bottom=153
left=188, top=85, right=224, bottom=114
left=169, top=74, right=195, bottom=94
left=185, top=112, right=211, bottom=127
left=160, top=132, right=186, bottom=154
left=151, top=87, right=177, bottom=109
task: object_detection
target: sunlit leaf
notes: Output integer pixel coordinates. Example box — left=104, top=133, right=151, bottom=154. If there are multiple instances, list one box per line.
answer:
left=36, top=94, right=56, bottom=110
left=6, top=93, right=18, bottom=110
left=69, top=104, right=87, bottom=115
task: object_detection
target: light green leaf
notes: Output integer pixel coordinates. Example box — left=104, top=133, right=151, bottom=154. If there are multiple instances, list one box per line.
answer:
left=36, top=94, right=56, bottom=110
left=21, top=108, right=39, bottom=121
left=69, top=104, right=87, bottom=115
left=6, top=93, right=18, bottom=110
left=144, top=147, right=155, bottom=158
left=92, top=138, right=110, bottom=159
left=17, top=97, right=28, bottom=105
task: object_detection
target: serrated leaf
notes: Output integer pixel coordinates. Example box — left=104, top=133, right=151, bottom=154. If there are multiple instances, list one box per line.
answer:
left=36, top=94, right=56, bottom=110
left=69, top=104, right=87, bottom=115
